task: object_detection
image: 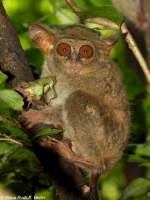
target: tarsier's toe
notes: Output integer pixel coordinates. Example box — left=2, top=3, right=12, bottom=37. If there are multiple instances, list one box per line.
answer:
left=38, top=137, right=58, bottom=150
left=38, top=137, right=72, bottom=157
left=40, top=137, right=58, bottom=146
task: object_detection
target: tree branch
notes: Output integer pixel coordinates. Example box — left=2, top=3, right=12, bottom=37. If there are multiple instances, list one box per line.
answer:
left=66, top=0, right=81, bottom=13
left=23, top=125, right=90, bottom=200
left=112, top=0, right=150, bottom=65
left=0, top=134, right=23, bottom=146
left=121, top=23, right=150, bottom=84
left=85, top=17, right=119, bottom=30
left=0, top=1, right=33, bottom=87
left=0, top=2, right=92, bottom=199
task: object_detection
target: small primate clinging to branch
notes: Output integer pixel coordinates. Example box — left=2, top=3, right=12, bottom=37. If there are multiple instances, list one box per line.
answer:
left=20, top=24, right=130, bottom=199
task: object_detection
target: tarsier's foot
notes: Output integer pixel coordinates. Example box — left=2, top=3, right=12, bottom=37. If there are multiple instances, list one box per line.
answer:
left=39, top=137, right=74, bottom=160
left=88, top=164, right=106, bottom=200
left=39, top=137, right=95, bottom=169
left=19, top=110, right=49, bottom=129
left=89, top=170, right=100, bottom=200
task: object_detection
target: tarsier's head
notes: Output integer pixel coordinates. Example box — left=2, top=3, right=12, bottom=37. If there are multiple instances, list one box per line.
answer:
left=29, top=24, right=117, bottom=76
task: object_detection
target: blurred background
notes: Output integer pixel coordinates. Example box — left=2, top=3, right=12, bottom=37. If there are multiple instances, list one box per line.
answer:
left=0, top=0, right=150, bottom=199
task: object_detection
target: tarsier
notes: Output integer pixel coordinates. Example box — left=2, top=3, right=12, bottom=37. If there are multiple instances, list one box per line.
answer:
left=20, top=24, right=130, bottom=198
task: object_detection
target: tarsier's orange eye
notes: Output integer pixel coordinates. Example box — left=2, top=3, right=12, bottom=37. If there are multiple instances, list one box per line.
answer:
left=79, top=45, right=94, bottom=59
left=57, top=43, right=71, bottom=57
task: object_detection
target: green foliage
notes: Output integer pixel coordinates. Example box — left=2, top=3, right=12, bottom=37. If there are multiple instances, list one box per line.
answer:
left=136, top=141, right=150, bottom=157
left=0, top=71, right=7, bottom=88
left=0, top=89, right=24, bottom=111
left=128, top=142, right=150, bottom=169
left=0, top=70, right=24, bottom=112
left=82, top=6, right=123, bottom=24
left=34, top=128, right=62, bottom=139
left=0, top=0, right=150, bottom=200
left=122, top=178, right=150, bottom=200
left=36, top=187, right=56, bottom=200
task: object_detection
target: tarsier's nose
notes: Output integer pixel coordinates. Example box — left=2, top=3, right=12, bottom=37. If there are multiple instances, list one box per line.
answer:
left=71, top=52, right=80, bottom=62
left=76, top=54, right=81, bottom=61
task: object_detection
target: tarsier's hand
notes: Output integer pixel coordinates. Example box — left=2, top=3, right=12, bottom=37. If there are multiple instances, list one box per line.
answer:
left=15, top=76, right=56, bottom=104
left=19, top=108, right=62, bottom=130
left=15, top=82, right=37, bottom=102
left=20, top=110, right=50, bottom=129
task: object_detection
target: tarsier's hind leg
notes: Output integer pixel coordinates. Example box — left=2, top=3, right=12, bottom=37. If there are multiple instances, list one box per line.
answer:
left=89, top=171, right=100, bottom=200
left=64, top=90, right=108, bottom=200
left=64, top=90, right=106, bottom=160
left=39, top=137, right=96, bottom=169
left=38, top=136, right=101, bottom=199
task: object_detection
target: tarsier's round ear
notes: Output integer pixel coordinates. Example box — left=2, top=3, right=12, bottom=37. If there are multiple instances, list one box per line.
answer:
left=100, top=35, right=119, bottom=53
left=29, top=24, right=56, bottom=54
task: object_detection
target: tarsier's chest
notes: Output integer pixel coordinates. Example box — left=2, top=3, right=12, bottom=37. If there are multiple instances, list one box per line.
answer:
left=50, top=75, right=85, bottom=107
left=50, top=82, right=71, bottom=107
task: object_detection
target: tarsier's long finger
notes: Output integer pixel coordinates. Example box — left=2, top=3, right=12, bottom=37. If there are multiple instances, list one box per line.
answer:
left=71, top=155, right=95, bottom=170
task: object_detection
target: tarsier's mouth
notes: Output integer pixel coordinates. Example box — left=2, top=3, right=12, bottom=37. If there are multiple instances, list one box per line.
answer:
left=68, top=66, right=80, bottom=75
left=67, top=62, right=81, bottom=75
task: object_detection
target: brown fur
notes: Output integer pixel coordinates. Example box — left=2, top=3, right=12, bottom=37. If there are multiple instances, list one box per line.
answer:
left=28, top=24, right=130, bottom=175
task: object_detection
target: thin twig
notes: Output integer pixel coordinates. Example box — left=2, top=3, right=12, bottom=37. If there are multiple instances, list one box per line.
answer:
left=121, top=23, right=150, bottom=84
left=66, top=0, right=81, bottom=13
left=0, top=134, right=23, bottom=146
left=85, top=17, right=119, bottom=30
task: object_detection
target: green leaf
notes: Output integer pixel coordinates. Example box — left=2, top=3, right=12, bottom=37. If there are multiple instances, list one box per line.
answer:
left=136, top=142, right=150, bottom=157
left=122, top=178, right=150, bottom=200
left=25, top=48, right=44, bottom=69
left=36, top=187, right=55, bottom=200
left=0, top=142, right=15, bottom=156
left=0, top=121, right=31, bottom=146
left=34, top=128, right=62, bottom=139
left=128, top=155, right=149, bottom=164
left=0, top=71, right=7, bottom=88
left=81, top=5, right=123, bottom=24
left=140, top=163, right=150, bottom=168
left=0, top=89, right=24, bottom=111
left=0, top=100, right=12, bottom=116
left=111, top=40, right=145, bottom=101
left=143, top=93, right=150, bottom=135
left=131, top=196, right=150, bottom=200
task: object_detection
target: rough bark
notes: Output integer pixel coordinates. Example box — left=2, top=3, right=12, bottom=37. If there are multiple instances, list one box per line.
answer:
left=0, top=1, right=33, bottom=87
